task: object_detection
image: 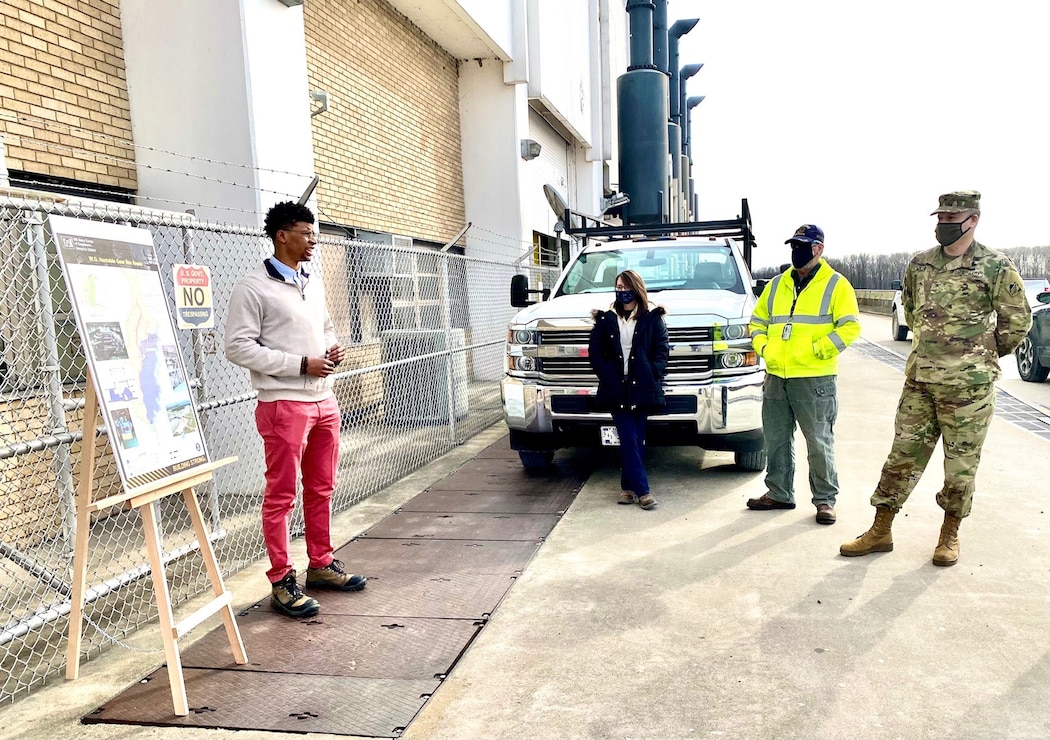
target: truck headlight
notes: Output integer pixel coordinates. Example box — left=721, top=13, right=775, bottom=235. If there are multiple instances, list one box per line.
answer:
left=718, top=351, right=758, bottom=369
left=508, top=328, right=538, bottom=345
left=720, top=323, right=747, bottom=340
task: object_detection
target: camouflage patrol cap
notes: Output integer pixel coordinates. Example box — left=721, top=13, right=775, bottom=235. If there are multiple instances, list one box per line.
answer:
left=931, top=190, right=981, bottom=215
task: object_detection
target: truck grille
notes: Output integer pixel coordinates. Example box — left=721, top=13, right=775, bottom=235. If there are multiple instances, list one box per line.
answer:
left=550, top=395, right=699, bottom=415
left=538, top=329, right=591, bottom=344
left=539, top=327, right=714, bottom=345
left=538, top=356, right=712, bottom=376
left=668, top=327, right=713, bottom=343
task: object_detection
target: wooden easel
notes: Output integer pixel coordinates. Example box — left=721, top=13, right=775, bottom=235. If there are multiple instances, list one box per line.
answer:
left=65, top=376, right=247, bottom=716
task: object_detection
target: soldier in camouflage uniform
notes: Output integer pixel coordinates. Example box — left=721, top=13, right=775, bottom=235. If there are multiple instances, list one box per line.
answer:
left=840, top=190, right=1032, bottom=566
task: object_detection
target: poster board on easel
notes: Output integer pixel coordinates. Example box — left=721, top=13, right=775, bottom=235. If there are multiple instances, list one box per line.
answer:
left=48, top=215, right=245, bottom=716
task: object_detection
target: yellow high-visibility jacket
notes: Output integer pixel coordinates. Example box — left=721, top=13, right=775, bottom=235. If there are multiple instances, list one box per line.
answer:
left=749, top=260, right=861, bottom=378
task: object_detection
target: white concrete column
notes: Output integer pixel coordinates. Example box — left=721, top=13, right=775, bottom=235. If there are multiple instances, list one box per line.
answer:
left=120, top=0, right=315, bottom=225
left=459, top=58, right=527, bottom=262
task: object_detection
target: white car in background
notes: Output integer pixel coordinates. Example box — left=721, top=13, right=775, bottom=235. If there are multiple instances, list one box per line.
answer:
left=890, top=279, right=909, bottom=341
left=890, top=277, right=1049, bottom=342
left=1024, top=278, right=1050, bottom=308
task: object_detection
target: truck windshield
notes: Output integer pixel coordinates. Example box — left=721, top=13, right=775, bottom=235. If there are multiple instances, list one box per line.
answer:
left=557, top=244, right=744, bottom=296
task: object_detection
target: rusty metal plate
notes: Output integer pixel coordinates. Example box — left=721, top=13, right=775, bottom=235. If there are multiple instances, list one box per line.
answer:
left=84, top=667, right=439, bottom=737
left=252, top=570, right=516, bottom=619
left=473, top=435, right=516, bottom=458
left=399, top=487, right=577, bottom=515
left=427, top=463, right=587, bottom=493
left=333, top=538, right=542, bottom=575
left=362, top=511, right=561, bottom=541
left=182, top=614, right=482, bottom=678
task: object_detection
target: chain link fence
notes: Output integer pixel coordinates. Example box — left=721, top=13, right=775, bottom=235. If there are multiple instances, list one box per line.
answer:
left=0, top=192, right=559, bottom=703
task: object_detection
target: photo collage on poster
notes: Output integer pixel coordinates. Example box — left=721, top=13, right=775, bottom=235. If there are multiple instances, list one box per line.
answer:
left=50, top=216, right=208, bottom=489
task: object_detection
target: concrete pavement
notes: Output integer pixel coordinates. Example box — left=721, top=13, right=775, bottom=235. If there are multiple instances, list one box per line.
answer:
left=4, top=340, right=1050, bottom=739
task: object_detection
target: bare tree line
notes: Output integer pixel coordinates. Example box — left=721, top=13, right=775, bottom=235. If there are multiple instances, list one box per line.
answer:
left=753, top=245, right=1050, bottom=289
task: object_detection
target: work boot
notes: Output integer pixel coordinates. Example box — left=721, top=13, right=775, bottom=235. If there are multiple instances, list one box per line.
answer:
left=637, top=493, right=658, bottom=510
left=932, top=513, right=962, bottom=567
left=271, top=571, right=320, bottom=618
left=815, top=504, right=836, bottom=525
left=306, top=559, right=368, bottom=591
left=839, top=506, right=896, bottom=557
left=618, top=490, right=636, bottom=505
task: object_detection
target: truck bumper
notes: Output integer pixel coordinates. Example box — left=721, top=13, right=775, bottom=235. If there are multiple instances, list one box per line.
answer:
left=501, top=374, right=765, bottom=451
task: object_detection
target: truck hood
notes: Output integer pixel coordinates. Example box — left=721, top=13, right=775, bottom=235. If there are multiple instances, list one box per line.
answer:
left=511, top=290, right=754, bottom=326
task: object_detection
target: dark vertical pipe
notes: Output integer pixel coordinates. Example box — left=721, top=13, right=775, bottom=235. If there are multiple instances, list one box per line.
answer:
left=653, top=0, right=668, bottom=74
left=618, top=71, right=669, bottom=225
left=679, top=63, right=702, bottom=151
left=686, top=95, right=705, bottom=219
left=668, top=20, right=698, bottom=126
left=619, top=0, right=668, bottom=225
left=626, top=0, right=655, bottom=69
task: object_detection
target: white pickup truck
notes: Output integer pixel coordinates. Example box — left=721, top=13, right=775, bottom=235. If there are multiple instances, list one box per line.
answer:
left=502, top=208, right=766, bottom=471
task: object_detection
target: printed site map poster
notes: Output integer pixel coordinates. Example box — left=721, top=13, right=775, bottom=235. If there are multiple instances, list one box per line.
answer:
left=49, top=215, right=209, bottom=490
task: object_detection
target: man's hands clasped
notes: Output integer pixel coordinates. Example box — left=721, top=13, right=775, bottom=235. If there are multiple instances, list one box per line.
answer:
left=305, top=343, right=345, bottom=378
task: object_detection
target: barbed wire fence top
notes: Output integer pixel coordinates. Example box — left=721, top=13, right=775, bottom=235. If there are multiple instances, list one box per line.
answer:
left=0, top=191, right=559, bottom=703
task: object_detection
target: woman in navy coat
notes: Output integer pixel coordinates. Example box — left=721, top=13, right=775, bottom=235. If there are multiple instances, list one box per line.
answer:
left=588, top=270, right=669, bottom=509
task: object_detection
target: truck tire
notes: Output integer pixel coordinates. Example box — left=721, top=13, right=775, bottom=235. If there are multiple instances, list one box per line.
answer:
left=734, top=449, right=766, bottom=472
left=891, top=310, right=908, bottom=341
left=1016, top=335, right=1049, bottom=383
left=518, top=450, right=555, bottom=470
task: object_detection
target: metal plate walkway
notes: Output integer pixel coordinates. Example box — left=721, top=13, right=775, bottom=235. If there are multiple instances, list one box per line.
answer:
left=82, top=435, right=588, bottom=737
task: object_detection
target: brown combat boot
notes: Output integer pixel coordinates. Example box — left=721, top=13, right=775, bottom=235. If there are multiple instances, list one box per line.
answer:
left=932, top=513, right=962, bottom=567
left=839, top=506, right=896, bottom=557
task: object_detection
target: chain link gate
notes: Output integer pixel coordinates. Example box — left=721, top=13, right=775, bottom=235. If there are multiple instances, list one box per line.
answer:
left=0, top=192, right=560, bottom=703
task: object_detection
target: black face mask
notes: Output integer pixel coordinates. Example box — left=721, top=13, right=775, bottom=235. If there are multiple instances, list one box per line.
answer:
left=935, top=218, right=972, bottom=247
left=791, top=245, right=814, bottom=269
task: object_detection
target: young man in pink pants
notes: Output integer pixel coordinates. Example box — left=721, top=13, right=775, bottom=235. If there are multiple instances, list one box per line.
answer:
left=225, top=201, right=366, bottom=618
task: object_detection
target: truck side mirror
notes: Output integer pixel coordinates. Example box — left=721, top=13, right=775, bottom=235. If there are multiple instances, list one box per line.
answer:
left=510, top=274, right=551, bottom=307
left=754, top=279, right=768, bottom=296
left=891, top=279, right=902, bottom=290
left=510, top=274, right=530, bottom=307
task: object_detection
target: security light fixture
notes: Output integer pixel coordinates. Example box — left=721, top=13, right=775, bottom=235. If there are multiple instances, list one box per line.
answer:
left=521, top=139, right=542, bottom=161
left=277, top=0, right=304, bottom=7
left=310, top=89, right=328, bottom=117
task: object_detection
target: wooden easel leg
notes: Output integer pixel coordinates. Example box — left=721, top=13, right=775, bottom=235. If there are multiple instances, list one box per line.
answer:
left=183, top=487, right=247, bottom=664
left=140, top=501, right=189, bottom=716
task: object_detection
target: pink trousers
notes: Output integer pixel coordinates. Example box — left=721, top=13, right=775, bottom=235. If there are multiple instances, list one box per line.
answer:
left=254, top=397, right=340, bottom=583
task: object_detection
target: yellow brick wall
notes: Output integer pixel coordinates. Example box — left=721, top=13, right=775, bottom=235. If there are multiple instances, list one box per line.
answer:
left=0, top=0, right=136, bottom=190
left=305, top=0, right=465, bottom=243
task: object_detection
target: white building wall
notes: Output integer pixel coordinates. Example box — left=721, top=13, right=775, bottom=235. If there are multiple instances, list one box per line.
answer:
left=456, top=0, right=516, bottom=58
left=456, top=0, right=624, bottom=260
left=525, top=0, right=596, bottom=147
left=459, top=59, right=527, bottom=262
left=120, top=0, right=315, bottom=225
left=525, top=109, right=570, bottom=239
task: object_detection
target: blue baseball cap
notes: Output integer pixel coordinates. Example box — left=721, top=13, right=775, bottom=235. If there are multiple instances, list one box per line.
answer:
left=785, top=224, right=824, bottom=246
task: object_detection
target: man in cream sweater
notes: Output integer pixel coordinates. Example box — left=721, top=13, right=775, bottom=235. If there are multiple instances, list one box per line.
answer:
left=225, top=201, right=366, bottom=618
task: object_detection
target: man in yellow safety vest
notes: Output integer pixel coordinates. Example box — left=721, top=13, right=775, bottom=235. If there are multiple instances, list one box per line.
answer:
left=747, top=224, right=861, bottom=525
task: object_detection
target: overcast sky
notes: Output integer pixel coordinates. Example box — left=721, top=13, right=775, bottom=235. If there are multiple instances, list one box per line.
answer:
left=675, top=1, right=1050, bottom=271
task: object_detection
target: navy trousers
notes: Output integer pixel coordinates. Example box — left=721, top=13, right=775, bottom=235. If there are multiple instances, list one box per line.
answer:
left=612, top=408, right=649, bottom=495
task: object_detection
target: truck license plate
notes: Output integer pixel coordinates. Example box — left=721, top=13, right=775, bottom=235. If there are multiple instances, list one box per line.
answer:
left=600, top=425, right=620, bottom=446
